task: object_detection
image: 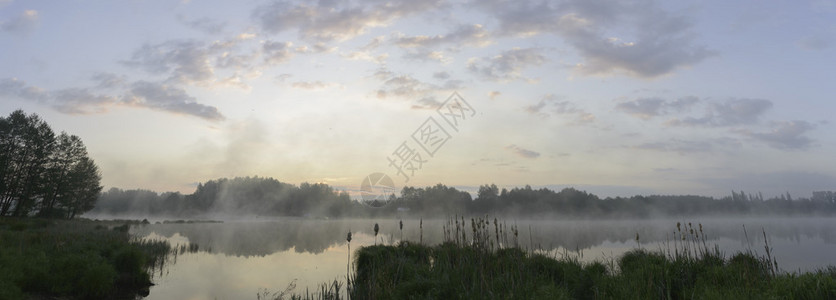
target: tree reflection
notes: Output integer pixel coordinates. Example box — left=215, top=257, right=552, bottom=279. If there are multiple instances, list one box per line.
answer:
left=131, top=218, right=836, bottom=257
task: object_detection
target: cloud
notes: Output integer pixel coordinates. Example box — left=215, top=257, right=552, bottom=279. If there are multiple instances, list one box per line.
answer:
left=402, top=49, right=450, bottom=63
left=433, top=72, right=450, bottom=80
left=632, top=139, right=716, bottom=154
left=341, top=36, right=388, bottom=64
left=467, top=48, right=546, bottom=82
left=274, top=74, right=293, bottom=83
left=91, top=73, right=127, bottom=89
left=393, top=24, right=492, bottom=48
left=177, top=15, right=227, bottom=35
left=524, top=98, right=549, bottom=114
left=51, top=88, right=119, bottom=114
left=125, top=81, right=224, bottom=121
left=214, top=73, right=254, bottom=90
left=615, top=97, right=664, bottom=119
left=290, top=80, right=337, bottom=90
left=2, top=77, right=224, bottom=121
left=506, top=144, right=540, bottom=158
left=625, top=97, right=815, bottom=150
left=374, top=68, right=463, bottom=107
left=488, top=91, right=501, bottom=100
left=253, top=0, right=445, bottom=42
left=360, top=36, right=384, bottom=51
left=476, top=0, right=713, bottom=78
left=215, top=51, right=259, bottom=70
left=376, top=74, right=428, bottom=98
left=665, top=96, right=701, bottom=111
left=123, top=39, right=263, bottom=86
left=341, top=51, right=388, bottom=64
left=526, top=94, right=595, bottom=125
left=665, top=98, right=772, bottom=127
left=1, top=9, right=39, bottom=34
left=735, top=121, right=816, bottom=150
left=123, top=40, right=216, bottom=84
left=616, top=96, right=699, bottom=120
left=410, top=97, right=444, bottom=110
left=0, top=77, right=49, bottom=102
left=294, top=42, right=338, bottom=53
left=262, top=41, right=295, bottom=65
left=631, top=137, right=745, bottom=155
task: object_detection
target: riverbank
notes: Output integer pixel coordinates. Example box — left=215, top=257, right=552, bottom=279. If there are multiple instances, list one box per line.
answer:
left=0, top=218, right=169, bottom=299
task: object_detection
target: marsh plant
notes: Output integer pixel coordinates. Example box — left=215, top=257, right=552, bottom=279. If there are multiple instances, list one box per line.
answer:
left=284, top=217, right=836, bottom=300
left=419, top=218, right=423, bottom=245
left=0, top=219, right=172, bottom=300
left=346, top=231, right=352, bottom=270
left=373, top=223, right=379, bottom=245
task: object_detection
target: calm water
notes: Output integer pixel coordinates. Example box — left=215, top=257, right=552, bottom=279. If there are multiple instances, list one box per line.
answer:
left=129, top=217, right=836, bottom=299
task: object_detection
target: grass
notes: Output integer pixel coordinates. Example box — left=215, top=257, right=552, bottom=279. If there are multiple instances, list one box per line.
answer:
left=287, top=216, right=836, bottom=300
left=0, top=217, right=170, bottom=300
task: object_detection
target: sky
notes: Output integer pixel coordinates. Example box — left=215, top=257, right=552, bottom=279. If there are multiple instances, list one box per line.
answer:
left=1, top=0, right=835, bottom=199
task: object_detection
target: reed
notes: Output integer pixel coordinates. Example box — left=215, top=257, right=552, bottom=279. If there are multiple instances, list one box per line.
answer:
left=289, top=217, right=836, bottom=300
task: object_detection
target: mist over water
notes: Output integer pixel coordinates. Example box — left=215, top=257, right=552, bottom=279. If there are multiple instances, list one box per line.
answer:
left=131, top=217, right=836, bottom=299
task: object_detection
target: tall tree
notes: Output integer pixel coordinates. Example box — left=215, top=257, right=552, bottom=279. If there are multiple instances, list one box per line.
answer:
left=39, top=133, right=87, bottom=216
left=0, top=110, right=101, bottom=218
left=62, top=157, right=102, bottom=218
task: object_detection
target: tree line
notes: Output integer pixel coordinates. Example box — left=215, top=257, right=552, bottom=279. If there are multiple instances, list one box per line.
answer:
left=88, top=176, right=836, bottom=218
left=0, top=110, right=102, bottom=218
left=91, top=176, right=355, bottom=218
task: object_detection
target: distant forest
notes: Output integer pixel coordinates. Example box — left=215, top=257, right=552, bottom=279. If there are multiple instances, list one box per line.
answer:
left=89, top=176, right=836, bottom=218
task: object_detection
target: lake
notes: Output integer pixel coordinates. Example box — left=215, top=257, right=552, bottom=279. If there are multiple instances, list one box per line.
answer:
left=129, top=217, right=836, bottom=299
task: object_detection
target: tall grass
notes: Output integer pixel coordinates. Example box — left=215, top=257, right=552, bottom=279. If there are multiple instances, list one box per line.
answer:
left=0, top=218, right=171, bottom=299
left=288, top=216, right=836, bottom=300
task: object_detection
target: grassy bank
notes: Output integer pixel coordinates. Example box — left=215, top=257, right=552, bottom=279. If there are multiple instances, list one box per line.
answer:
left=0, top=218, right=169, bottom=300
left=346, top=242, right=836, bottom=299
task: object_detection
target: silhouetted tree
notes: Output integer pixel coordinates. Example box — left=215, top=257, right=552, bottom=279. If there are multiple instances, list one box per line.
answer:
left=0, top=110, right=101, bottom=218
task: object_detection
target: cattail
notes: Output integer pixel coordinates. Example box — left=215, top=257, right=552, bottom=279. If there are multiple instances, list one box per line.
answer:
left=461, top=216, right=466, bottom=244
left=635, top=232, right=641, bottom=248
left=374, top=223, right=379, bottom=245
left=420, top=218, right=423, bottom=245
left=494, top=218, right=499, bottom=248
left=346, top=231, right=352, bottom=279
left=399, top=220, right=403, bottom=241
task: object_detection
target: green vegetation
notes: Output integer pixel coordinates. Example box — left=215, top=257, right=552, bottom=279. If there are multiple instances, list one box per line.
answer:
left=286, top=218, right=836, bottom=300
left=338, top=249, right=831, bottom=300
left=1, top=110, right=102, bottom=218
left=90, top=177, right=836, bottom=219
left=0, top=218, right=169, bottom=299
left=91, top=177, right=354, bottom=218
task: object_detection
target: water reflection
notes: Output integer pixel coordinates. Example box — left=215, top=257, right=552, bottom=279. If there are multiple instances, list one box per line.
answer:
left=131, top=217, right=836, bottom=299
left=132, top=217, right=836, bottom=257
